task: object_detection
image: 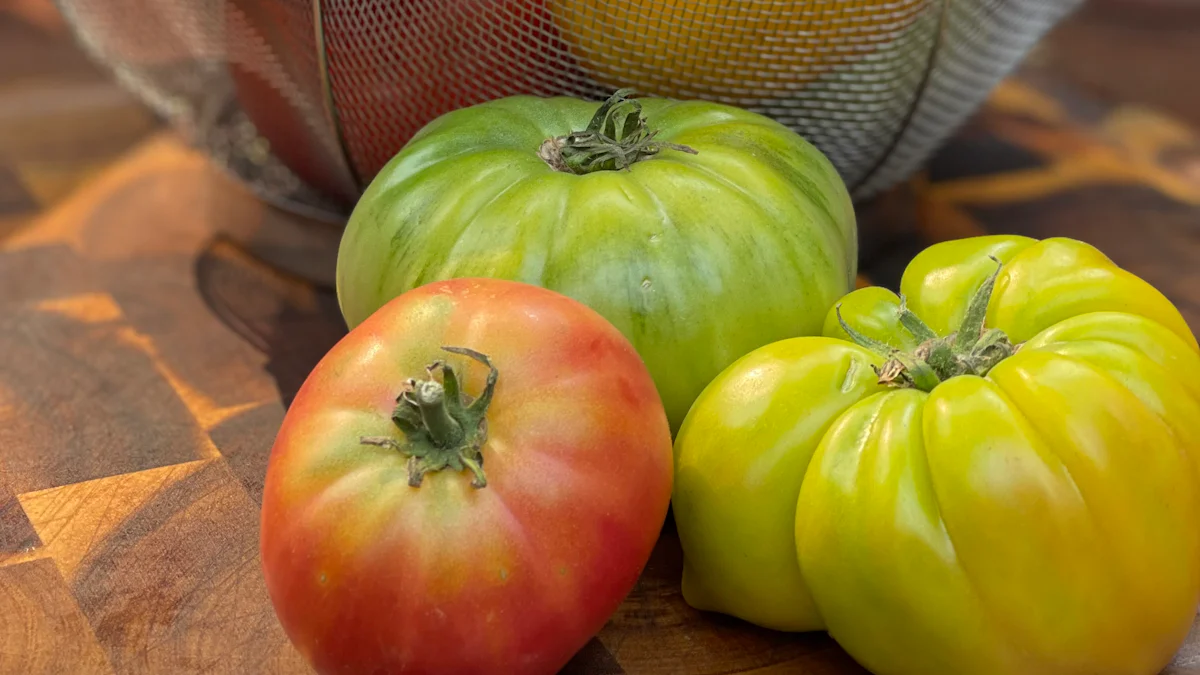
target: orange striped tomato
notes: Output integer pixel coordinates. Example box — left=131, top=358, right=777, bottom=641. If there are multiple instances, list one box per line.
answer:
left=261, top=278, right=673, bottom=674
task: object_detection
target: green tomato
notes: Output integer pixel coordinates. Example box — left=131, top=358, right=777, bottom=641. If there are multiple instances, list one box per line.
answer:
left=336, top=91, right=857, bottom=431
left=674, top=235, right=1200, bottom=674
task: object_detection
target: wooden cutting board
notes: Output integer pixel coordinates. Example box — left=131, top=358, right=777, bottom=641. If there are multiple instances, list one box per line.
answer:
left=2, top=35, right=1200, bottom=675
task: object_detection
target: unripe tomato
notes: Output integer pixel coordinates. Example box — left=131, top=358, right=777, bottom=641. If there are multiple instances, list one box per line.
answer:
left=336, top=91, right=857, bottom=433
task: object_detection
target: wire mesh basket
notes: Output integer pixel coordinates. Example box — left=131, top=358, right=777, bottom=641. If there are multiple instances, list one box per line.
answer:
left=53, top=0, right=1081, bottom=222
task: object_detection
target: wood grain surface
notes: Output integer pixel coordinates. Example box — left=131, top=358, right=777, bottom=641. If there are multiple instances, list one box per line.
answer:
left=3, top=4, right=1200, bottom=674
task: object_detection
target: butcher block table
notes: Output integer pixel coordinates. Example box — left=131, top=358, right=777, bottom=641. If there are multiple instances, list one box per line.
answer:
left=3, top=10, right=1200, bottom=675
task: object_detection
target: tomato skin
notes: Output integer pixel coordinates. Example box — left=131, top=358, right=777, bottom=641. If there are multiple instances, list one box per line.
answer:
left=335, top=95, right=857, bottom=433
left=672, top=336, right=887, bottom=631
left=260, top=278, right=673, bottom=675
left=674, top=235, right=1200, bottom=674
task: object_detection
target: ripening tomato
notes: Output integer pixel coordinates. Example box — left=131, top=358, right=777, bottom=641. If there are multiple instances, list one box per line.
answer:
left=260, top=278, right=673, bottom=675
left=548, top=0, right=924, bottom=98
left=319, top=0, right=576, bottom=183
left=673, top=235, right=1200, bottom=674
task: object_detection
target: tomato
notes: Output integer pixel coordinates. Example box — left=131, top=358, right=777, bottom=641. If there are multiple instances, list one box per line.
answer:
left=320, top=0, right=575, bottom=184
left=673, top=235, right=1200, bottom=674
left=225, top=0, right=361, bottom=206
left=547, top=0, right=924, bottom=99
left=226, top=0, right=575, bottom=199
left=260, top=278, right=673, bottom=674
left=336, top=91, right=857, bottom=433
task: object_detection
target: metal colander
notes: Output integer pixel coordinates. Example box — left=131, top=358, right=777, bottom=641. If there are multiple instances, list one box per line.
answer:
left=53, top=0, right=1081, bottom=222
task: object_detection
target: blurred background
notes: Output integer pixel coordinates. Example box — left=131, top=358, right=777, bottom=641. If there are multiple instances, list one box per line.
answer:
left=2, top=0, right=1199, bottom=256
left=0, top=0, right=1195, bottom=216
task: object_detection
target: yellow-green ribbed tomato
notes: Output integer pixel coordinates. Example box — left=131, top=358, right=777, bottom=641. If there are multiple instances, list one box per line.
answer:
left=673, top=234, right=1200, bottom=675
left=335, top=91, right=857, bottom=433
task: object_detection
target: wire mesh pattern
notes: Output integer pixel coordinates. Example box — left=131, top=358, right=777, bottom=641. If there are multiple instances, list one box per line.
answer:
left=322, top=0, right=584, bottom=184
left=52, top=0, right=1081, bottom=221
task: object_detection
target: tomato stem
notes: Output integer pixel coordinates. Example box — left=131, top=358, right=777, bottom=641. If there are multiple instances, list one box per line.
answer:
left=411, top=379, right=464, bottom=447
left=953, top=258, right=1001, bottom=351
left=838, top=257, right=1020, bottom=392
left=359, top=347, right=496, bottom=489
left=537, top=89, right=697, bottom=174
left=897, top=294, right=937, bottom=342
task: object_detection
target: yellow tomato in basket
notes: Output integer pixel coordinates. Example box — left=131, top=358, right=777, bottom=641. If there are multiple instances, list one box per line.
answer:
left=550, top=0, right=923, bottom=98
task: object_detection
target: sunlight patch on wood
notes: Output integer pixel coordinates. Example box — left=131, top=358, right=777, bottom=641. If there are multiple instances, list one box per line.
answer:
left=35, top=293, right=123, bottom=324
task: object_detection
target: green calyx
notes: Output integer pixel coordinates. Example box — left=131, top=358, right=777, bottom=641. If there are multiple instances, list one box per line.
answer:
left=837, top=257, right=1020, bottom=392
left=360, top=346, right=498, bottom=489
left=538, top=88, right=697, bottom=174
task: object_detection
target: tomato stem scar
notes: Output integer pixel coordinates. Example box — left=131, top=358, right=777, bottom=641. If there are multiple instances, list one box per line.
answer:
left=838, top=256, right=1021, bottom=391
left=359, top=346, right=497, bottom=489
left=538, top=89, right=697, bottom=175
